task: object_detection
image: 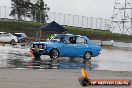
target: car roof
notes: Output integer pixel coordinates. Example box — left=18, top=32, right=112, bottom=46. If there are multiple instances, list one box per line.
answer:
left=0, top=32, right=6, bottom=33
left=15, top=33, right=26, bottom=35
left=57, top=34, right=81, bottom=37
left=15, top=33, right=25, bottom=34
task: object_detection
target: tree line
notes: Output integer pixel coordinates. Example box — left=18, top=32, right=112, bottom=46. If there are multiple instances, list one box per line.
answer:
left=10, top=0, right=50, bottom=23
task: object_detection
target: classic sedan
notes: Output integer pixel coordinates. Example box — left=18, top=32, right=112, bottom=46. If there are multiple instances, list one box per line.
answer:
left=0, top=33, right=18, bottom=44
left=30, top=34, right=101, bottom=60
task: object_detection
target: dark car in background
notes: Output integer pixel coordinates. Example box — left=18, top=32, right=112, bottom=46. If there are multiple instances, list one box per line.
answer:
left=14, top=33, right=27, bottom=43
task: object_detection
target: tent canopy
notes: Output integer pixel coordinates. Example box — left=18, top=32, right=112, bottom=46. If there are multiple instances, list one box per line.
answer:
left=40, top=21, right=67, bottom=32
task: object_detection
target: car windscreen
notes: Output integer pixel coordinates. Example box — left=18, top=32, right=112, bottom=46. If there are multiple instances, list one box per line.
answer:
left=15, top=34, right=22, bottom=37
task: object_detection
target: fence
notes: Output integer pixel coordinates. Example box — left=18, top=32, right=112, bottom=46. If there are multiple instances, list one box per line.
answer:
left=0, top=6, right=111, bottom=30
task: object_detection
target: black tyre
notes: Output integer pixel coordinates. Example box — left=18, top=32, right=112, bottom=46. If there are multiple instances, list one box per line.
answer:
left=83, top=51, right=92, bottom=60
left=10, top=39, right=16, bottom=45
left=23, top=38, right=26, bottom=42
left=32, top=51, right=41, bottom=61
left=49, top=49, right=59, bottom=59
left=18, top=40, right=22, bottom=43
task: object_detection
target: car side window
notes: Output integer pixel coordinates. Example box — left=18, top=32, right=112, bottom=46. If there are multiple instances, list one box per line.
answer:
left=68, top=37, right=76, bottom=44
left=76, top=37, right=87, bottom=44
left=3, top=34, right=11, bottom=37
left=60, top=36, right=65, bottom=42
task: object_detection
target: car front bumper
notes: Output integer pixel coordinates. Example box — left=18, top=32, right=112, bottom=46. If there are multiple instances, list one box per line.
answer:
left=30, top=48, right=49, bottom=55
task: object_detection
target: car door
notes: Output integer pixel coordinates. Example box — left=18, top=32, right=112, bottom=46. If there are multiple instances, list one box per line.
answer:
left=75, top=36, right=88, bottom=57
left=61, top=36, right=77, bottom=57
left=4, top=34, right=12, bottom=42
left=0, top=35, right=4, bottom=42
left=0, top=34, right=8, bottom=42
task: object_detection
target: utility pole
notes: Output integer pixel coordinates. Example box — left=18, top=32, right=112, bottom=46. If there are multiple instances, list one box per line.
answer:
left=64, top=14, right=65, bottom=26
left=59, top=13, right=61, bottom=24
left=111, top=0, right=132, bottom=34
left=73, top=15, right=74, bottom=27
left=82, top=16, right=84, bottom=28
left=76, top=15, right=79, bottom=27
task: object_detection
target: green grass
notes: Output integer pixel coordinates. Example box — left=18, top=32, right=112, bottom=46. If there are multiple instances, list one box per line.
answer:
left=66, top=26, right=132, bottom=42
left=0, top=21, right=43, bottom=37
left=0, top=21, right=132, bottom=42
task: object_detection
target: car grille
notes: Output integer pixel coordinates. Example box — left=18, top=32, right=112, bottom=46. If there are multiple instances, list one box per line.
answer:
left=30, top=44, right=46, bottom=50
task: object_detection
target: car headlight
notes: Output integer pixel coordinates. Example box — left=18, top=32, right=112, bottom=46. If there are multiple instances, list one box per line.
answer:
left=41, top=44, right=46, bottom=50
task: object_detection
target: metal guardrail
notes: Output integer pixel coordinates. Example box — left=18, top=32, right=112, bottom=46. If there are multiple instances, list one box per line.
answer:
left=0, top=6, right=111, bottom=31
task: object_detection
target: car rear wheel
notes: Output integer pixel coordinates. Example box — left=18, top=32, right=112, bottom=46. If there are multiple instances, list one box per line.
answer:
left=83, top=51, right=92, bottom=60
left=18, top=39, right=22, bottom=43
left=49, top=49, right=59, bottom=59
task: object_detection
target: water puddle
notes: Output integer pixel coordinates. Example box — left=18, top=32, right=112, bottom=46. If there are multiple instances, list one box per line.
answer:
left=0, top=44, right=98, bottom=70
left=6, top=58, right=98, bottom=70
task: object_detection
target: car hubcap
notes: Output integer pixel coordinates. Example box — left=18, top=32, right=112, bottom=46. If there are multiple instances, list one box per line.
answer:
left=52, top=50, right=58, bottom=58
left=85, top=52, right=91, bottom=59
left=11, top=40, right=15, bottom=44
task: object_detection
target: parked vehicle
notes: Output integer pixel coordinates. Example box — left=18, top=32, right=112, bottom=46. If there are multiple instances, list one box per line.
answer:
left=0, top=32, right=7, bottom=35
left=0, top=33, right=18, bottom=44
left=30, top=34, right=101, bottom=60
left=14, top=33, right=27, bottom=42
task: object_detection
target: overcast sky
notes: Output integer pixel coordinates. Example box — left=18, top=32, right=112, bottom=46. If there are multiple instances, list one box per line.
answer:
left=0, top=0, right=115, bottom=19
left=44, top=0, right=115, bottom=19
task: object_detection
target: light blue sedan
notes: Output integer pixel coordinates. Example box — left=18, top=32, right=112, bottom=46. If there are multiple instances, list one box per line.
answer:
left=30, top=34, right=101, bottom=60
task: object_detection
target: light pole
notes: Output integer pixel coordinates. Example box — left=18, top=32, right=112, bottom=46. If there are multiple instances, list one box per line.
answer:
left=100, top=18, right=102, bottom=29
left=59, top=13, right=61, bottom=24
left=73, top=15, right=74, bottom=27
left=105, top=19, right=107, bottom=30
left=64, top=14, right=65, bottom=26
left=96, top=18, right=98, bottom=29
left=53, top=12, right=55, bottom=21
left=87, top=17, right=89, bottom=28
left=76, top=15, right=79, bottom=27
left=91, top=17, right=93, bottom=29
left=68, top=14, right=71, bottom=26
left=82, top=16, right=84, bottom=28
left=49, top=12, right=52, bottom=22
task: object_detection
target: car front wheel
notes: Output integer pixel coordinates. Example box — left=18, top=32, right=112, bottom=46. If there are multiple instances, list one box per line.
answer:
left=49, top=49, right=59, bottom=59
left=83, top=51, right=92, bottom=60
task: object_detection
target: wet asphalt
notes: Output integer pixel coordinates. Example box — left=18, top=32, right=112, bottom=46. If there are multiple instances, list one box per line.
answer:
left=0, top=44, right=132, bottom=88
left=0, top=44, right=132, bottom=72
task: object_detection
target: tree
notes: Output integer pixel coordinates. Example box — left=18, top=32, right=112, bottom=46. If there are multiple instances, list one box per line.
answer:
left=10, top=0, right=32, bottom=20
left=10, top=0, right=50, bottom=23
left=31, top=0, right=50, bottom=23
